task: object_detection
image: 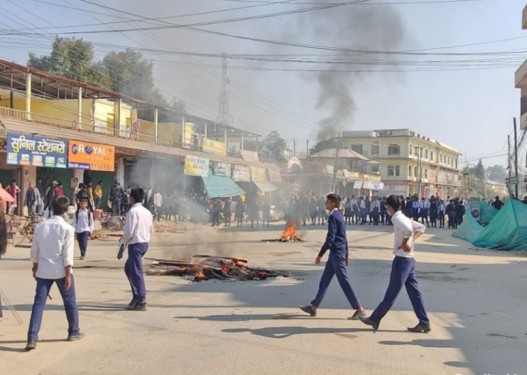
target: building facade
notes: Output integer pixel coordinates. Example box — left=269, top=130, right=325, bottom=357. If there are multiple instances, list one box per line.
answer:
left=338, top=129, right=462, bottom=199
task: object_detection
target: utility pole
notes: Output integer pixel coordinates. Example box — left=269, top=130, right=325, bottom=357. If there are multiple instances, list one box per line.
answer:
left=306, top=139, right=309, bottom=160
left=332, top=133, right=341, bottom=193
left=514, top=118, right=519, bottom=199
left=218, top=55, right=229, bottom=129
left=507, top=134, right=513, bottom=197
left=293, top=139, right=296, bottom=157
left=416, top=146, right=422, bottom=198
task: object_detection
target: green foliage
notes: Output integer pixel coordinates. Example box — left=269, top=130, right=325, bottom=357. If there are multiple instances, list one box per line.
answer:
left=486, top=164, right=507, bottom=182
left=473, top=159, right=486, bottom=181
left=260, top=131, right=288, bottom=162
left=27, top=37, right=181, bottom=109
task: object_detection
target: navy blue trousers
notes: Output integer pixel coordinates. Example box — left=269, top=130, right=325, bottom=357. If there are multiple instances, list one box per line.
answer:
left=28, top=276, right=80, bottom=341
left=124, top=243, right=149, bottom=303
left=311, top=253, right=361, bottom=309
left=371, top=257, right=429, bottom=325
left=76, top=231, right=90, bottom=257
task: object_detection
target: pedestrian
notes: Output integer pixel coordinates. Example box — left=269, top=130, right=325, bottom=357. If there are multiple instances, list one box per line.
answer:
left=26, top=196, right=84, bottom=350
left=153, top=191, right=163, bottom=221
left=359, top=195, right=430, bottom=333
left=359, top=197, right=367, bottom=225
left=491, top=196, right=504, bottom=210
left=25, top=182, right=42, bottom=219
left=429, top=197, right=438, bottom=228
left=420, top=197, right=430, bottom=226
left=43, top=181, right=58, bottom=218
left=0, top=199, right=7, bottom=261
left=446, top=199, right=457, bottom=229
left=370, top=197, right=381, bottom=225
left=118, top=188, right=153, bottom=311
left=262, top=199, right=271, bottom=228
left=299, top=193, right=366, bottom=320
left=235, top=197, right=245, bottom=227
left=6, top=179, right=21, bottom=215
left=110, top=181, right=123, bottom=216
left=438, top=199, right=446, bottom=228
left=73, top=198, right=94, bottom=260
left=55, top=182, right=64, bottom=197
left=94, top=181, right=103, bottom=209
left=456, top=200, right=465, bottom=226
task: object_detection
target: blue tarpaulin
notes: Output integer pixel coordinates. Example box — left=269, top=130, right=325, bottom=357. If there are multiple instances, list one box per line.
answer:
left=202, top=173, right=245, bottom=198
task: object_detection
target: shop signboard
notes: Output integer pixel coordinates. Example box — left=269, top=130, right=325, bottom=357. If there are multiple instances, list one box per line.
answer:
left=184, top=155, right=209, bottom=177
left=7, top=132, right=68, bottom=168
left=212, top=162, right=231, bottom=176
left=202, top=138, right=227, bottom=156
left=250, top=166, right=268, bottom=183
left=68, top=140, right=115, bottom=171
left=232, top=164, right=251, bottom=182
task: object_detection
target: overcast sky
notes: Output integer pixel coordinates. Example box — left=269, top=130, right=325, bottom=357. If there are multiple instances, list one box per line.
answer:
left=1, top=0, right=525, bottom=169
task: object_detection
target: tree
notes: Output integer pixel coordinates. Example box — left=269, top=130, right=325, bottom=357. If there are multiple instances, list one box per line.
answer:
left=28, top=37, right=108, bottom=85
left=28, top=39, right=166, bottom=106
left=102, top=49, right=167, bottom=106
left=472, top=159, right=486, bottom=181
left=486, top=165, right=507, bottom=182
left=260, top=131, right=288, bottom=162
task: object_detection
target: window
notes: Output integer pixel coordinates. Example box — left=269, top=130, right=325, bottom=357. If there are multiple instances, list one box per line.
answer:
left=387, top=165, right=400, bottom=177
left=430, top=152, right=434, bottom=162
left=388, top=144, right=400, bottom=155
left=409, top=165, right=412, bottom=176
left=409, top=145, right=413, bottom=156
left=455, top=159, right=458, bottom=169
left=424, top=149, right=429, bottom=159
left=415, top=166, right=419, bottom=177
left=351, top=144, right=363, bottom=154
left=371, top=143, right=379, bottom=156
left=371, top=164, right=380, bottom=173
left=424, top=169, right=428, bottom=179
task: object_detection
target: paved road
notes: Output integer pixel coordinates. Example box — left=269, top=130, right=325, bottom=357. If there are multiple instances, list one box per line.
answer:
left=0, top=222, right=525, bottom=375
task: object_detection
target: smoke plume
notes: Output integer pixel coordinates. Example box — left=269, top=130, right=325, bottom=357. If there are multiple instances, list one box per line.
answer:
left=299, top=4, right=405, bottom=141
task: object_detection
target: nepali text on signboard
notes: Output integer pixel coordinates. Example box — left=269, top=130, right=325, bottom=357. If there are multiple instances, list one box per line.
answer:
left=184, top=155, right=209, bottom=177
left=68, top=141, right=115, bottom=171
left=212, top=162, right=231, bottom=177
left=232, top=164, right=251, bottom=182
left=7, top=132, right=68, bottom=168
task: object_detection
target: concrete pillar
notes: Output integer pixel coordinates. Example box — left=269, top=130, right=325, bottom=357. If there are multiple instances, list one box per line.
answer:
left=77, top=87, right=82, bottom=130
left=204, top=123, right=208, bottom=139
left=154, top=108, right=159, bottom=143
left=181, top=116, right=185, bottom=146
left=116, top=157, right=125, bottom=186
left=115, top=98, right=122, bottom=136
left=256, top=135, right=259, bottom=153
left=224, top=126, right=227, bottom=146
left=25, top=73, right=32, bottom=120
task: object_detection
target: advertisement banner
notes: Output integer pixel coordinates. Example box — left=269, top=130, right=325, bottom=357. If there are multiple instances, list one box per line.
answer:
left=184, top=155, right=209, bottom=177
left=7, top=132, right=68, bottom=168
left=212, top=162, right=231, bottom=176
left=250, top=166, right=268, bottom=183
left=353, top=181, right=363, bottom=189
left=232, top=164, right=251, bottom=182
left=240, top=150, right=260, bottom=163
left=183, top=122, right=194, bottom=149
left=202, top=138, right=227, bottom=156
left=370, top=182, right=384, bottom=190
left=267, top=166, right=282, bottom=183
left=68, top=140, right=115, bottom=171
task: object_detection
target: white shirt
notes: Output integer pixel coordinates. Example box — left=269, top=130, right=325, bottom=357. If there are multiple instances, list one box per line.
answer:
left=370, top=200, right=381, bottom=212
left=391, top=210, right=426, bottom=258
left=122, top=202, right=153, bottom=245
left=153, top=192, right=163, bottom=207
left=73, top=209, right=94, bottom=233
left=30, top=216, right=75, bottom=279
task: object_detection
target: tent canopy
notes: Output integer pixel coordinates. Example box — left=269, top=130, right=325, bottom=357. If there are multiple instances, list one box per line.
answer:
left=454, top=199, right=527, bottom=251
left=202, top=173, right=245, bottom=198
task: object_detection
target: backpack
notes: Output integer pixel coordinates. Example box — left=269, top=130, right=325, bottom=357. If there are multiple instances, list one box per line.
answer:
left=75, top=209, right=92, bottom=227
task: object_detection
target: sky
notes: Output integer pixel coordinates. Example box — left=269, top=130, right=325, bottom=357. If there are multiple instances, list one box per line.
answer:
left=1, top=0, right=526, bottom=169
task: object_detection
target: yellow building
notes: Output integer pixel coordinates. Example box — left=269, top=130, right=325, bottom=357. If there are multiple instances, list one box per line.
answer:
left=337, top=129, right=462, bottom=199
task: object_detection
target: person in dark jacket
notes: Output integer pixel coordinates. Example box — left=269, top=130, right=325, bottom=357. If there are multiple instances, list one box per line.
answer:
left=299, top=194, right=365, bottom=320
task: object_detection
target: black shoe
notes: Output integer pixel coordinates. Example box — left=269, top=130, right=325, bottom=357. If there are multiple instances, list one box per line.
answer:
left=128, top=296, right=138, bottom=307
left=67, top=332, right=85, bottom=341
left=127, top=302, right=147, bottom=311
left=348, top=310, right=366, bottom=321
left=359, top=316, right=379, bottom=330
left=25, top=340, right=37, bottom=350
left=407, top=323, right=431, bottom=333
left=299, top=305, right=316, bottom=317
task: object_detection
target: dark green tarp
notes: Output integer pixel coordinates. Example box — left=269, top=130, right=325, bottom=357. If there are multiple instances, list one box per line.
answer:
left=455, top=199, right=527, bottom=251
left=479, top=201, right=499, bottom=225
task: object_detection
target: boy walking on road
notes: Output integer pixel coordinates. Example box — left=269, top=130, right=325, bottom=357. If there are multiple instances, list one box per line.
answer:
left=359, top=194, right=431, bottom=333
left=299, top=193, right=365, bottom=319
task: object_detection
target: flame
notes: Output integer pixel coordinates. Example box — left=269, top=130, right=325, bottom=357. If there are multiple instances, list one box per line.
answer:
left=280, top=221, right=302, bottom=242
